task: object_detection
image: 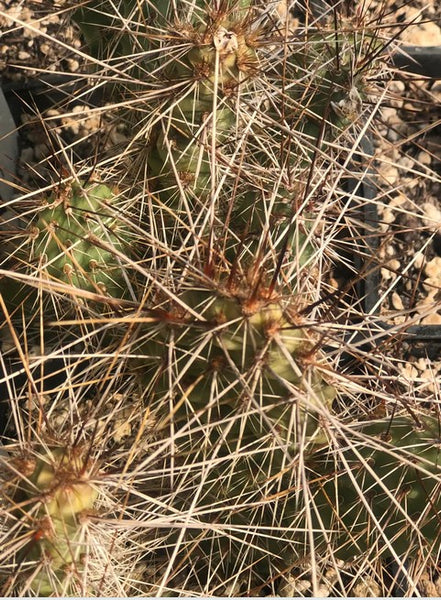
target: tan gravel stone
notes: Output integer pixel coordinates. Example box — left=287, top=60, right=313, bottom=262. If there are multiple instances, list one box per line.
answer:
left=421, top=312, right=441, bottom=325
left=401, top=18, right=441, bottom=46
left=424, top=256, right=441, bottom=280
left=391, top=291, right=404, bottom=310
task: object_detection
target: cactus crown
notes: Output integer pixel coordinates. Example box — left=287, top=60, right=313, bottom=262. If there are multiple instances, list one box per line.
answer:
left=2, top=443, right=98, bottom=596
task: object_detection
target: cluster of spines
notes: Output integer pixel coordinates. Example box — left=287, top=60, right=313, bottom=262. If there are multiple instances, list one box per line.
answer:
left=1, top=179, right=134, bottom=315
left=308, top=413, right=441, bottom=561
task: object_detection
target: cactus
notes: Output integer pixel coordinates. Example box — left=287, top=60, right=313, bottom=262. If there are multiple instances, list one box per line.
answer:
left=138, top=2, right=378, bottom=232
left=307, top=413, right=441, bottom=561
left=75, top=1, right=379, bottom=239
left=2, top=0, right=423, bottom=595
left=129, top=271, right=337, bottom=587
left=1, top=444, right=98, bottom=596
left=1, top=180, right=134, bottom=318
left=64, top=0, right=393, bottom=593
left=0, top=354, right=164, bottom=597
left=145, top=3, right=258, bottom=206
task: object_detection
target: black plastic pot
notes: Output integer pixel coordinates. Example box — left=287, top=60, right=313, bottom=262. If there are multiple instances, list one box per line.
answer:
left=0, top=83, right=18, bottom=204
left=392, top=45, right=441, bottom=79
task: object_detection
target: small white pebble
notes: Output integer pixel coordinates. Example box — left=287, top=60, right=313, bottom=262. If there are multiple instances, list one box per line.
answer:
left=421, top=369, right=438, bottom=395
left=389, top=80, right=405, bottom=94
left=18, top=50, right=31, bottom=60
left=415, top=358, right=429, bottom=371
left=417, top=151, right=432, bottom=167
left=400, top=363, right=418, bottom=380
left=315, top=584, right=332, bottom=598
left=66, top=58, right=80, bottom=72
left=389, top=193, right=407, bottom=207
left=388, top=258, right=401, bottom=272
left=421, top=312, right=441, bottom=325
left=381, top=107, right=400, bottom=122
left=397, top=156, right=415, bottom=171
left=381, top=267, right=392, bottom=281
left=422, top=202, right=441, bottom=227
left=401, top=20, right=441, bottom=46
left=72, top=104, right=88, bottom=114
left=403, top=101, right=416, bottom=112
left=393, top=315, right=406, bottom=325
left=421, top=368, right=435, bottom=380
left=382, top=258, right=401, bottom=281
left=391, top=291, right=404, bottom=311
left=413, top=252, right=425, bottom=269
left=380, top=165, right=399, bottom=185
left=418, top=289, right=438, bottom=306
left=352, top=575, right=381, bottom=597
left=382, top=208, right=395, bottom=224
left=39, top=42, right=51, bottom=55
left=278, top=576, right=310, bottom=596
left=425, top=256, right=441, bottom=280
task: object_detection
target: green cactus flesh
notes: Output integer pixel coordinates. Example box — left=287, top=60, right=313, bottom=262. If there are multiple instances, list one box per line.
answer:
left=74, top=0, right=252, bottom=61
left=146, top=18, right=258, bottom=209
left=307, top=415, right=441, bottom=560
left=66, top=0, right=389, bottom=589
left=285, top=30, right=373, bottom=127
left=145, top=285, right=335, bottom=405
left=5, top=181, right=131, bottom=309
left=135, top=283, right=336, bottom=581
left=11, top=446, right=97, bottom=596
